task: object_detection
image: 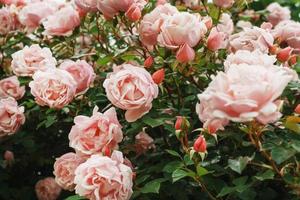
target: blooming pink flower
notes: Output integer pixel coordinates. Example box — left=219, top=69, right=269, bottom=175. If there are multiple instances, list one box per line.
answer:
left=74, top=151, right=133, bottom=200
left=69, top=107, right=123, bottom=156
left=43, top=5, right=80, bottom=36
left=103, top=64, right=159, bottom=122
left=213, top=0, right=234, bottom=8
left=0, top=97, right=25, bottom=137
left=0, top=76, right=25, bottom=100
left=266, top=3, right=290, bottom=26
left=196, top=63, right=293, bottom=133
left=135, top=131, right=155, bottom=154
left=59, top=60, right=96, bottom=95
left=139, top=3, right=179, bottom=46
left=35, top=177, right=62, bottom=200
left=29, top=68, right=77, bottom=109
left=53, top=152, right=85, bottom=191
left=74, top=0, right=98, bottom=12
left=176, top=43, right=196, bottom=63
left=11, top=44, right=57, bottom=77
left=207, top=28, right=226, bottom=51
left=229, top=26, right=274, bottom=53
left=216, top=13, right=234, bottom=37
left=157, top=12, right=207, bottom=49
left=0, top=0, right=26, bottom=6
left=0, top=6, right=19, bottom=35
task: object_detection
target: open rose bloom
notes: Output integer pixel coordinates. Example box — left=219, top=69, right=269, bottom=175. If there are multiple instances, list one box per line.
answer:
left=0, top=76, right=25, bottom=100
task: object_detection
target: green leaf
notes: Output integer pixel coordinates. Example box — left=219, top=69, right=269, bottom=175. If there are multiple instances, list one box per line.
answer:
left=271, top=147, right=295, bottom=164
left=254, top=170, right=275, bottom=181
left=217, top=187, right=236, bottom=197
left=163, top=161, right=183, bottom=173
left=65, top=195, right=85, bottom=200
left=228, top=156, right=250, bottom=174
left=196, top=165, right=209, bottom=177
left=97, top=55, right=113, bottom=65
left=172, top=169, right=196, bottom=183
left=140, top=178, right=167, bottom=194
left=165, top=150, right=182, bottom=159
left=142, top=117, right=165, bottom=128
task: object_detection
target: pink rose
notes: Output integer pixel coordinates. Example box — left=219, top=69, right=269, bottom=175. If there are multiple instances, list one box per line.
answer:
left=157, top=12, right=207, bottom=49
left=18, top=1, right=61, bottom=31
left=213, top=0, right=234, bottom=8
left=11, top=44, right=57, bottom=77
left=273, top=20, right=300, bottom=52
left=103, top=64, right=159, bottom=122
left=29, top=68, right=77, bottom=109
left=75, top=0, right=98, bottom=12
left=207, top=28, right=226, bottom=51
left=135, top=131, right=155, bottom=154
left=0, top=6, right=19, bottom=35
left=53, top=152, right=85, bottom=191
left=139, top=3, right=179, bottom=46
left=59, top=60, right=96, bottom=95
left=0, top=97, right=25, bottom=137
left=69, top=107, right=123, bottom=156
left=0, top=0, right=26, bottom=6
left=183, top=0, right=201, bottom=9
left=35, top=177, right=62, bottom=200
left=74, top=151, right=133, bottom=200
left=229, top=26, right=274, bottom=53
left=0, top=76, right=25, bottom=100
left=43, top=5, right=80, bottom=36
left=266, top=3, right=290, bottom=26
left=196, top=63, right=293, bottom=133
left=216, top=13, right=234, bottom=36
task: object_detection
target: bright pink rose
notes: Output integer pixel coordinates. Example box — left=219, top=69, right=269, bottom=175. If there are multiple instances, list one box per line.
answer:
left=74, top=151, right=133, bottom=200
left=213, top=0, right=234, bottom=8
left=35, top=177, right=62, bottom=200
left=273, top=20, right=300, bottom=52
left=0, top=97, right=25, bottom=137
left=43, top=5, right=80, bottom=36
left=196, top=63, right=293, bottom=133
left=229, top=26, right=274, bottom=53
left=139, top=3, right=179, bottom=46
left=11, top=44, right=57, bottom=77
left=135, top=131, right=155, bottom=154
left=75, top=0, right=98, bottom=12
left=18, top=1, right=61, bottom=31
left=0, top=76, right=25, bottom=100
left=157, top=12, right=207, bottom=49
left=103, top=64, right=159, bottom=122
left=266, top=3, right=290, bottom=26
left=59, top=60, right=96, bottom=95
left=69, top=107, right=123, bottom=156
left=207, top=28, right=226, bottom=51
left=53, top=152, right=85, bottom=191
left=29, top=68, right=77, bottom=109
left=0, top=6, right=19, bottom=35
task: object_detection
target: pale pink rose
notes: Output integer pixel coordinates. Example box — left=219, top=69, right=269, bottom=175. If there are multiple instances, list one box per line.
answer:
left=29, top=68, right=77, bottom=109
left=59, top=60, right=96, bottom=95
left=0, top=76, right=25, bottom=100
left=207, top=28, right=226, bottom=51
left=18, top=1, right=61, bottom=31
left=0, top=97, right=25, bottom=137
left=75, top=0, right=98, bottom=12
left=135, top=131, right=155, bottom=154
left=184, top=0, right=201, bottom=9
left=11, top=44, right=57, bottom=77
left=0, top=6, right=19, bottom=35
left=216, top=13, right=234, bottom=36
left=69, top=107, right=123, bottom=156
left=53, top=152, right=85, bottom=191
left=35, top=177, right=62, bottom=200
left=213, top=0, right=234, bottom=8
left=103, top=64, right=159, bottom=122
left=74, top=151, right=133, bottom=200
left=236, top=20, right=253, bottom=29
left=229, top=26, right=274, bottom=53
left=157, top=12, right=207, bottom=49
left=266, top=3, right=290, bottom=26
left=196, top=63, right=293, bottom=133
left=0, top=0, right=26, bottom=6
left=156, top=0, right=167, bottom=6
left=139, top=3, right=179, bottom=46
left=273, top=20, right=300, bottom=52
left=43, top=5, right=80, bottom=36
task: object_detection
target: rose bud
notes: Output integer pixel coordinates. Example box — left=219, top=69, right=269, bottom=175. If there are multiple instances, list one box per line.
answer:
left=4, top=150, right=14, bottom=166
left=144, top=56, right=154, bottom=68
left=126, top=4, right=141, bottom=22
left=289, top=55, right=298, bottom=66
left=295, top=104, right=300, bottom=114
left=193, top=135, right=207, bottom=153
left=152, top=68, right=165, bottom=85
left=176, top=43, right=195, bottom=63
left=207, top=29, right=226, bottom=51
left=175, top=116, right=183, bottom=130
left=277, top=47, right=293, bottom=62
left=269, top=45, right=278, bottom=55
left=213, top=0, right=234, bottom=9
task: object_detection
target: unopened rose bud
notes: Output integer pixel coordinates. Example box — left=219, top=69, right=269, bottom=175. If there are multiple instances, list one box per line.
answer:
left=295, top=104, right=300, bottom=114
left=277, top=47, right=293, bottom=62
left=175, top=116, right=183, bottom=130
left=4, top=150, right=14, bottom=166
left=152, top=68, right=165, bottom=85
left=289, top=55, right=298, bottom=66
left=126, top=4, right=141, bottom=22
left=144, top=56, right=154, bottom=68
left=269, top=45, right=278, bottom=55
left=207, top=29, right=225, bottom=51
left=193, top=135, right=207, bottom=153
left=176, top=43, right=195, bottom=63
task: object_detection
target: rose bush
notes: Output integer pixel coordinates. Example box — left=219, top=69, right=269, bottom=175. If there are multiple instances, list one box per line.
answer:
left=0, top=0, right=300, bottom=200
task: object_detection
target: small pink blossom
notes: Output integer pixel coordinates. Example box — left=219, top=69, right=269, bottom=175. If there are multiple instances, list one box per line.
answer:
left=266, top=3, right=291, bottom=26
left=35, top=177, right=62, bottom=200
left=0, top=76, right=25, bottom=100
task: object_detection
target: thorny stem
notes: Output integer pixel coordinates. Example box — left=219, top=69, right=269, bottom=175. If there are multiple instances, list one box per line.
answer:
left=201, top=0, right=210, bottom=16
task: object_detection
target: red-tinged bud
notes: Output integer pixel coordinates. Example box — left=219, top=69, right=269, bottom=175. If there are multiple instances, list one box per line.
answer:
left=193, top=135, right=207, bottom=153
left=144, top=56, right=154, bottom=68
left=269, top=45, right=278, bottom=55
left=103, top=146, right=111, bottom=157
left=152, top=68, right=165, bottom=84
left=207, top=29, right=225, bottom=51
left=175, top=116, right=183, bottom=130
left=4, top=150, right=14, bottom=166
left=203, top=16, right=213, bottom=30
left=126, top=4, right=141, bottom=22
left=295, top=104, right=300, bottom=114
left=176, top=43, right=195, bottom=63
left=277, top=47, right=293, bottom=62
left=289, top=55, right=298, bottom=66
